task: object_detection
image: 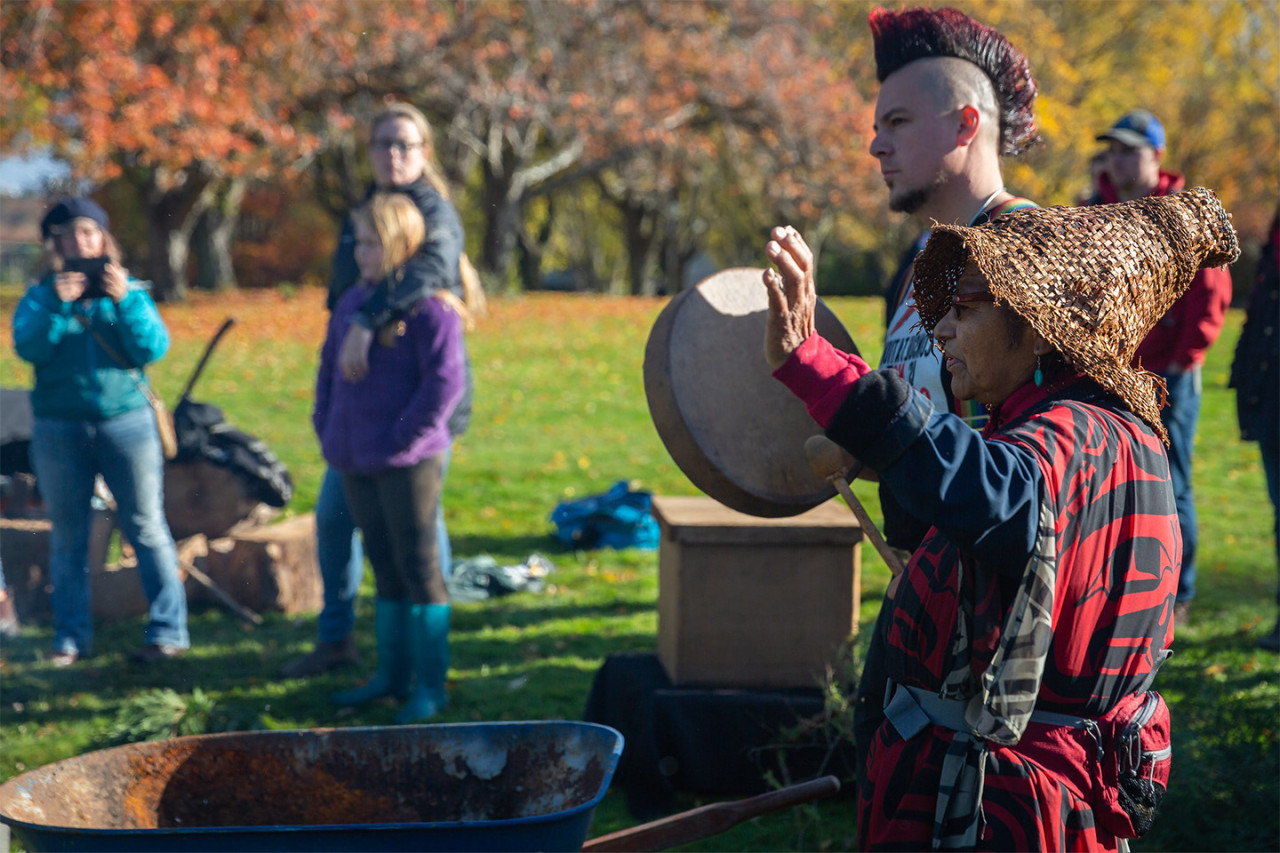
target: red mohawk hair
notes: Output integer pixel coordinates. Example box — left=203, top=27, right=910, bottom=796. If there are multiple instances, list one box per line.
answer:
left=869, top=6, right=1039, bottom=156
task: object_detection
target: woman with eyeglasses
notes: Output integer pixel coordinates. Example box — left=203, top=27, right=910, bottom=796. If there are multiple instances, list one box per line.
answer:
left=281, top=102, right=483, bottom=681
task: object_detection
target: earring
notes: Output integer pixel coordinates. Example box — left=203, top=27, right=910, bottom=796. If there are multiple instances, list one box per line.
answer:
left=1034, top=355, right=1044, bottom=387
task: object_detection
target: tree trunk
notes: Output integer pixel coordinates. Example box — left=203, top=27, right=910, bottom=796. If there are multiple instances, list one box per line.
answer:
left=311, top=137, right=366, bottom=225
left=661, top=216, right=683, bottom=297
left=129, top=164, right=214, bottom=303
left=153, top=227, right=191, bottom=303
left=516, top=198, right=554, bottom=292
left=619, top=202, right=659, bottom=296
left=480, top=162, right=521, bottom=288
left=516, top=232, right=543, bottom=292
left=192, top=179, right=245, bottom=292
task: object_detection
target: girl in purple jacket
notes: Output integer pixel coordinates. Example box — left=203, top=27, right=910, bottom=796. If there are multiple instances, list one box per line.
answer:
left=314, top=193, right=466, bottom=723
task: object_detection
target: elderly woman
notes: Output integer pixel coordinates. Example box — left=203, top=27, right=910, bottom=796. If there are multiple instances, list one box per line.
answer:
left=763, top=188, right=1238, bottom=851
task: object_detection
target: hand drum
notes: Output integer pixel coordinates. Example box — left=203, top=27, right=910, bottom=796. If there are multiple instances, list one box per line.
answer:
left=644, top=268, right=860, bottom=517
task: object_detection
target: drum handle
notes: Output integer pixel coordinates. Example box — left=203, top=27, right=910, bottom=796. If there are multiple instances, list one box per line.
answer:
left=805, top=435, right=907, bottom=578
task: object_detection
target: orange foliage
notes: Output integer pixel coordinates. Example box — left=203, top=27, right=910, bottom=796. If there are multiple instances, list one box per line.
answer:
left=0, top=0, right=422, bottom=182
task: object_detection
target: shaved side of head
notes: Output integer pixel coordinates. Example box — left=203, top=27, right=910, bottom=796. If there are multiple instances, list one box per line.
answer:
left=914, top=56, right=1001, bottom=153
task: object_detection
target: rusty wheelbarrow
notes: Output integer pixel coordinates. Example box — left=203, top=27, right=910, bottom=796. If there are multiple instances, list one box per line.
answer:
left=0, top=721, right=839, bottom=852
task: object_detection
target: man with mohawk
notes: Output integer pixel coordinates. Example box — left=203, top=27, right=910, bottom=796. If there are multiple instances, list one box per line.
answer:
left=872, top=6, right=1039, bottom=546
left=856, top=0, right=1038, bottom=813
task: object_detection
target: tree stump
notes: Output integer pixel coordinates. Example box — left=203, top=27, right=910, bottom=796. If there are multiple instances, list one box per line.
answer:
left=201, top=514, right=322, bottom=615
left=90, top=563, right=151, bottom=620
left=0, top=518, right=52, bottom=623
left=0, top=512, right=173, bottom=622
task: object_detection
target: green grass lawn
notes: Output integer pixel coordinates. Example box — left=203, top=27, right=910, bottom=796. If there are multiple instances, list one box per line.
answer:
left=0, top=290, right=1276, bottom=851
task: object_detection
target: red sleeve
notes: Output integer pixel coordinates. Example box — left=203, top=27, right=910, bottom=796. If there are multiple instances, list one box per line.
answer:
left=1172, top=266, right=1232, bottom=369
left=771, top=334, right=871, bottom=428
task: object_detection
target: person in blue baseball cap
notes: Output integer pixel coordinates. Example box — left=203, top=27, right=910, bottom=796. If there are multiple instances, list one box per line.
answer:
left=1090, top=110, right=1234, bottom=628
left=1096, top=109, right=1167, bottom=201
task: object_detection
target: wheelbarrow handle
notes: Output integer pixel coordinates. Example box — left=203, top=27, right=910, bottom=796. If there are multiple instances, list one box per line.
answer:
left=580, top=775, right=841, bottom=852
left=178, top=317, right=236, bottom=403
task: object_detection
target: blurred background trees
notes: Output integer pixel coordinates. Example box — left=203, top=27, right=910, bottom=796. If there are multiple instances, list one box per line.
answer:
left=3, top=0, right=1277, bottom=301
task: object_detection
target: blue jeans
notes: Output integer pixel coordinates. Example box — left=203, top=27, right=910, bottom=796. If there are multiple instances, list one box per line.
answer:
left=1160, top=368, right=1201, bottom=603
left=314, top=445, right=452, bottom=643
left=31, top=407, right=188, bottom=655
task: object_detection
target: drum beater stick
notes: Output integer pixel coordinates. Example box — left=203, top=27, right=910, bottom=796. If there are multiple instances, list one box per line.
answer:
left=804, top=435, right=906, bottom=578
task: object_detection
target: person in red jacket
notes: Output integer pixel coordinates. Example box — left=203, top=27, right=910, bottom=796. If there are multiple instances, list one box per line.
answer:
left=1094, top=110, right=1234, bottom=626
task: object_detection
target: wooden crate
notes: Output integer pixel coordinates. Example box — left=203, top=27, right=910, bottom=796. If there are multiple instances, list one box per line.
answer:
left=652, top=496, right=862, bottom=688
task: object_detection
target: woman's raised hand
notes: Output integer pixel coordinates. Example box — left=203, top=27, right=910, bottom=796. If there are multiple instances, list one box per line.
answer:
left=762, top=225, right=817, bottom=369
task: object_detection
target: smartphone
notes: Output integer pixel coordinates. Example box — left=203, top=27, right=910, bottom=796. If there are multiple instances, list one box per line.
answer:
left=63, top=256, right=110, bottom=299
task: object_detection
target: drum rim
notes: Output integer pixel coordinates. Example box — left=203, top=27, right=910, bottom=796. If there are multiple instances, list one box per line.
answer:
left=643, top=267, right=859, bottom=518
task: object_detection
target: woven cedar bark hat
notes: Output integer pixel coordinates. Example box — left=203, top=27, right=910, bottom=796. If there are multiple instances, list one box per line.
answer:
left=912, top=187, right=1239, bottom=441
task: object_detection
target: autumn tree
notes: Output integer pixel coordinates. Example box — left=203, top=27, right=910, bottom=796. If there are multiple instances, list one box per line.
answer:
left=6, top=0, right=1275, bottom=299
left=1, top=0, right=337, bottom=300
left=392, top=0, right=877, bottom=294
left=551, top=1, right=877, bottom=294
left=823, top=0, right=1279, bottom=256
left=1029, top=0, right=1277, bottom=239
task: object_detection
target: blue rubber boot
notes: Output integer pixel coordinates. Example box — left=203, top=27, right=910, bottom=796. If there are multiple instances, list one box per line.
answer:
left=331, top=598, right=410, bottom=707
left=394, top=603, right=451, bottom=724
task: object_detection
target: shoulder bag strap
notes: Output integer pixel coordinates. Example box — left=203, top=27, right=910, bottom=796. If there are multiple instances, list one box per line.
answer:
left=73, top=314, right=164, bottom=407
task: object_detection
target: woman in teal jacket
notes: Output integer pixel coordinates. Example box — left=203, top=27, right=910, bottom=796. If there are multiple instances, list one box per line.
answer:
left=12, top=198, right=188, bottom=666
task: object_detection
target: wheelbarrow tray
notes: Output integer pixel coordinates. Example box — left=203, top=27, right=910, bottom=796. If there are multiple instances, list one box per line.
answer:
left=0, top=721, right=623, bottom=852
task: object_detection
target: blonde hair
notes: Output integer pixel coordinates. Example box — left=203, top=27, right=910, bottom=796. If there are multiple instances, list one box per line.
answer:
left=370, top=101, right=486, bottom=323
left=352, top=193, right=426, bottom=280
left=354, top=192, right=478, bottom=329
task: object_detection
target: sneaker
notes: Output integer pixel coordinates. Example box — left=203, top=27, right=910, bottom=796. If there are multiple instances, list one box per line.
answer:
left=1258, top=620, right=1280, bottom=653
left=280, top=636, right=359, bottom=678
left=131, top=644, right=183, bottom=663
left=50, top=650, right=79, bottom=668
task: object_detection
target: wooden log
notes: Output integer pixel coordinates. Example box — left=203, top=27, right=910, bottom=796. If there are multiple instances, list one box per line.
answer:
left=0, top=518, right=210, bottom=624
left=0, top=472, right=43, bottom=520
left=0, top=518, right=52, bottom=623
left=85, top=516, right=193, bottom=621
left=90, top=563, right=150, bottom=620
left=201, top=514, right=322, bottom=615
